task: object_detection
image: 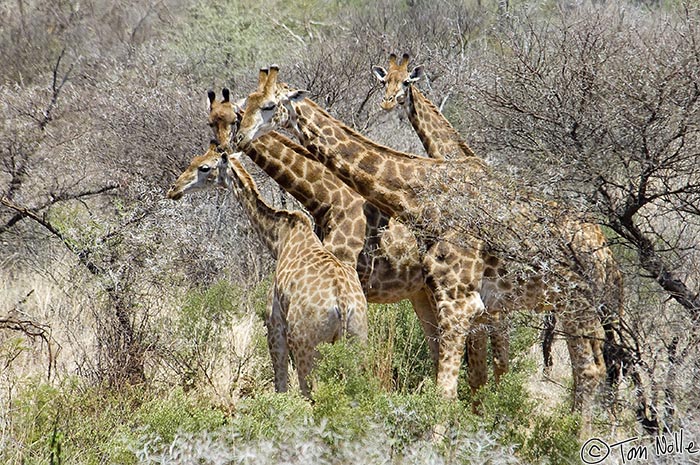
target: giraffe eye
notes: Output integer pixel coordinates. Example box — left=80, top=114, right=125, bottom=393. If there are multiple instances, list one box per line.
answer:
left=403, top=79, right=412, bottom=86
left=199, top=165, right=211, bottom=173
left=261, top=102, right=276, bottom=112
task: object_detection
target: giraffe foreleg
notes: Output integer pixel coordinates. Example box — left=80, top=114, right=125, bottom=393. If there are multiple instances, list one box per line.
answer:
left=267, top=288, right=289, bottom=393
left=466, top=317, right=488, bottom=411
left=560, top=305, right=605, bottom=434
left=480, top=279, right=510, bottom=384
left=433, top=291, right=485, bottom=399
left=423, top=240, right=486, bottom=399
left=409, top=290, right=440, bottom=368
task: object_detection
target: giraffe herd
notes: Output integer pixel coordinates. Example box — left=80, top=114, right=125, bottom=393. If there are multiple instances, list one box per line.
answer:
left=167, top=54, right=624, bottom=426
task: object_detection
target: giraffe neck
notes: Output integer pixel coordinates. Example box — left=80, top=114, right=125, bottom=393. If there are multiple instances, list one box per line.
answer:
left=406, top=86, right=476, bottom=160
left=292, top=98, right=435, bottom=218
left=248, top=133, right=328, bottom=220
left=225, top=158, right=306, bottom=259
left=246, top=132, right=365, bottom=266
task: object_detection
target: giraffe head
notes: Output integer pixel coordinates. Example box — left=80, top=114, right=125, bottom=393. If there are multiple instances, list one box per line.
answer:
left=372, top=53, right=424, bottom=111
left=167, top=141, right=236, bottom=200
left=235, top=66, right=308, bottom=148
left=208, top=88, right=242, bottom=148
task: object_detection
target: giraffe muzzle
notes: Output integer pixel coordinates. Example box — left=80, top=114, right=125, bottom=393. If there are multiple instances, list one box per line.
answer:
left=166, top=186, right=183, bottom=200
left=381, top=98, right=397, bottom=111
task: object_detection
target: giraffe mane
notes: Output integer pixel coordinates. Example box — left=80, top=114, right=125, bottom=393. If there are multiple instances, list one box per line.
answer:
left=300, top=98, right=444, bottom=163
left=408, top=86, right=476, bottom=158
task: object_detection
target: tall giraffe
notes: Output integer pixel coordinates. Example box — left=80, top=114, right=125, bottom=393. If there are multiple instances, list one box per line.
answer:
left=207, top=83, right=492, bottom=395
left=234, top=67, right=613, bottom=419
left=373, top=53, right=511, bottom=382
left=167, top=142, right=368, bottom=398
left=373, top=53, right=624, bottom=385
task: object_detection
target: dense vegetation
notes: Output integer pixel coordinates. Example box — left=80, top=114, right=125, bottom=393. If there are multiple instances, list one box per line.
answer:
left=1, top=0, right=699, bottom=463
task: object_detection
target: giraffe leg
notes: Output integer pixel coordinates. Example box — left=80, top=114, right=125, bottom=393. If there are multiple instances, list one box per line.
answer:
left=409, top=290, right=440, bottom=368
left=433, top=292, right=484, bottom=399
left=480, top=275, right=513, bottom=385
left=423, top=241, right=485, bottom=399
left=344, top=299, right=369, bottom=342
left=489, top=308, right=509, bottom=384
left=541, top=312, right=557, bottom=376
left=467, top=317, right=488, bottom=412
left=295, top=345, right=314, bottom=399
left=481, top=280, right=510, bottom=385
left=560, top=306, right=605, bottom=434
left=267, top=288, right=289, bottom=393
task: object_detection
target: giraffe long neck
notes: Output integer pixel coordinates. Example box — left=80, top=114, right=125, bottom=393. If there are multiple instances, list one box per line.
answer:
left=225, top=158, right=304, bottom=259
left=406, top=86, right=476, bottom=160
left=246, top=132, right=365, bottom=266
left=248, top=133, right=327, bottom=218
left=293, top=98, right=433, bottom=218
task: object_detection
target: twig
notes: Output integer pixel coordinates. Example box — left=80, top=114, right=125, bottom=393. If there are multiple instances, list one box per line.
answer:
left=269, top=16, right=305, bottom=46
left=40, top=48, right=75, bottom=131
left=0, top=307, right=58, bottom=380
left=0, top=184, right=119, bottom=234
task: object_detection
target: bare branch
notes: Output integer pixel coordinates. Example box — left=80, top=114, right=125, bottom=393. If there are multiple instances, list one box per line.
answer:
left=1, top=290, right=58, bottom=380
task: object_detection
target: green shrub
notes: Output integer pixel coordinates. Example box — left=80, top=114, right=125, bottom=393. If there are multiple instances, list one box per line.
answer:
left=521, top=405, right=581, bottom=465
left=169, top=280, right=244, bottom=389
left=6, top=379, right=137, bottom=465
left=230, top=391, right=313, bottom=441
left=310, top=340, right=380, bottom=441
left=367, top=301, right=433, bottom=393
left=375, top=382, right=470, bottom=450
left=134, top=387, right=227, bottom=444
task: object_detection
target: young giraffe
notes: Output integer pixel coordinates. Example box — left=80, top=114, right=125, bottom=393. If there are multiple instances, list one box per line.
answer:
left=167, top=142, right=368, bottom=398
left=373, top=53, right=624, bottom=385
left=207, top=83, right=492, bottom=396
left=234, top=67, right=612, bottom=421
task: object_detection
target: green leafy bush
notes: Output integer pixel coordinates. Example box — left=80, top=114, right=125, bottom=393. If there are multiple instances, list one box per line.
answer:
left=167, top=280, right=244, bottom=389
left=367, top=301, right=434, bottom=393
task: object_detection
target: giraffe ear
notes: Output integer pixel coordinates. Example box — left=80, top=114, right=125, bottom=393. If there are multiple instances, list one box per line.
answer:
left=372, top=66, right=387, bottom=82
left=207, top=90, right=216, bottom=111
left=408, top=66, right=424, bottom=82
left=234, top=97, right=247, bottom=114
left=222, top=88, right=230, bottom=103
left=220, top=150, right=229, bottom=164
left=285, top=89, right=308, bottom=102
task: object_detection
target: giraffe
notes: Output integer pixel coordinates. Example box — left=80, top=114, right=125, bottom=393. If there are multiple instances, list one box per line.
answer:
left=166, top=142, right=368, bottom=398
left=207, top=83, right=492, bottom=396
left=234, top=67, right=615, bottom=420
left=373, top=52, right=625, bottom=386
left=373, top=53, right=511, bottom=383
left=372, top=53, right=475, bottom=161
